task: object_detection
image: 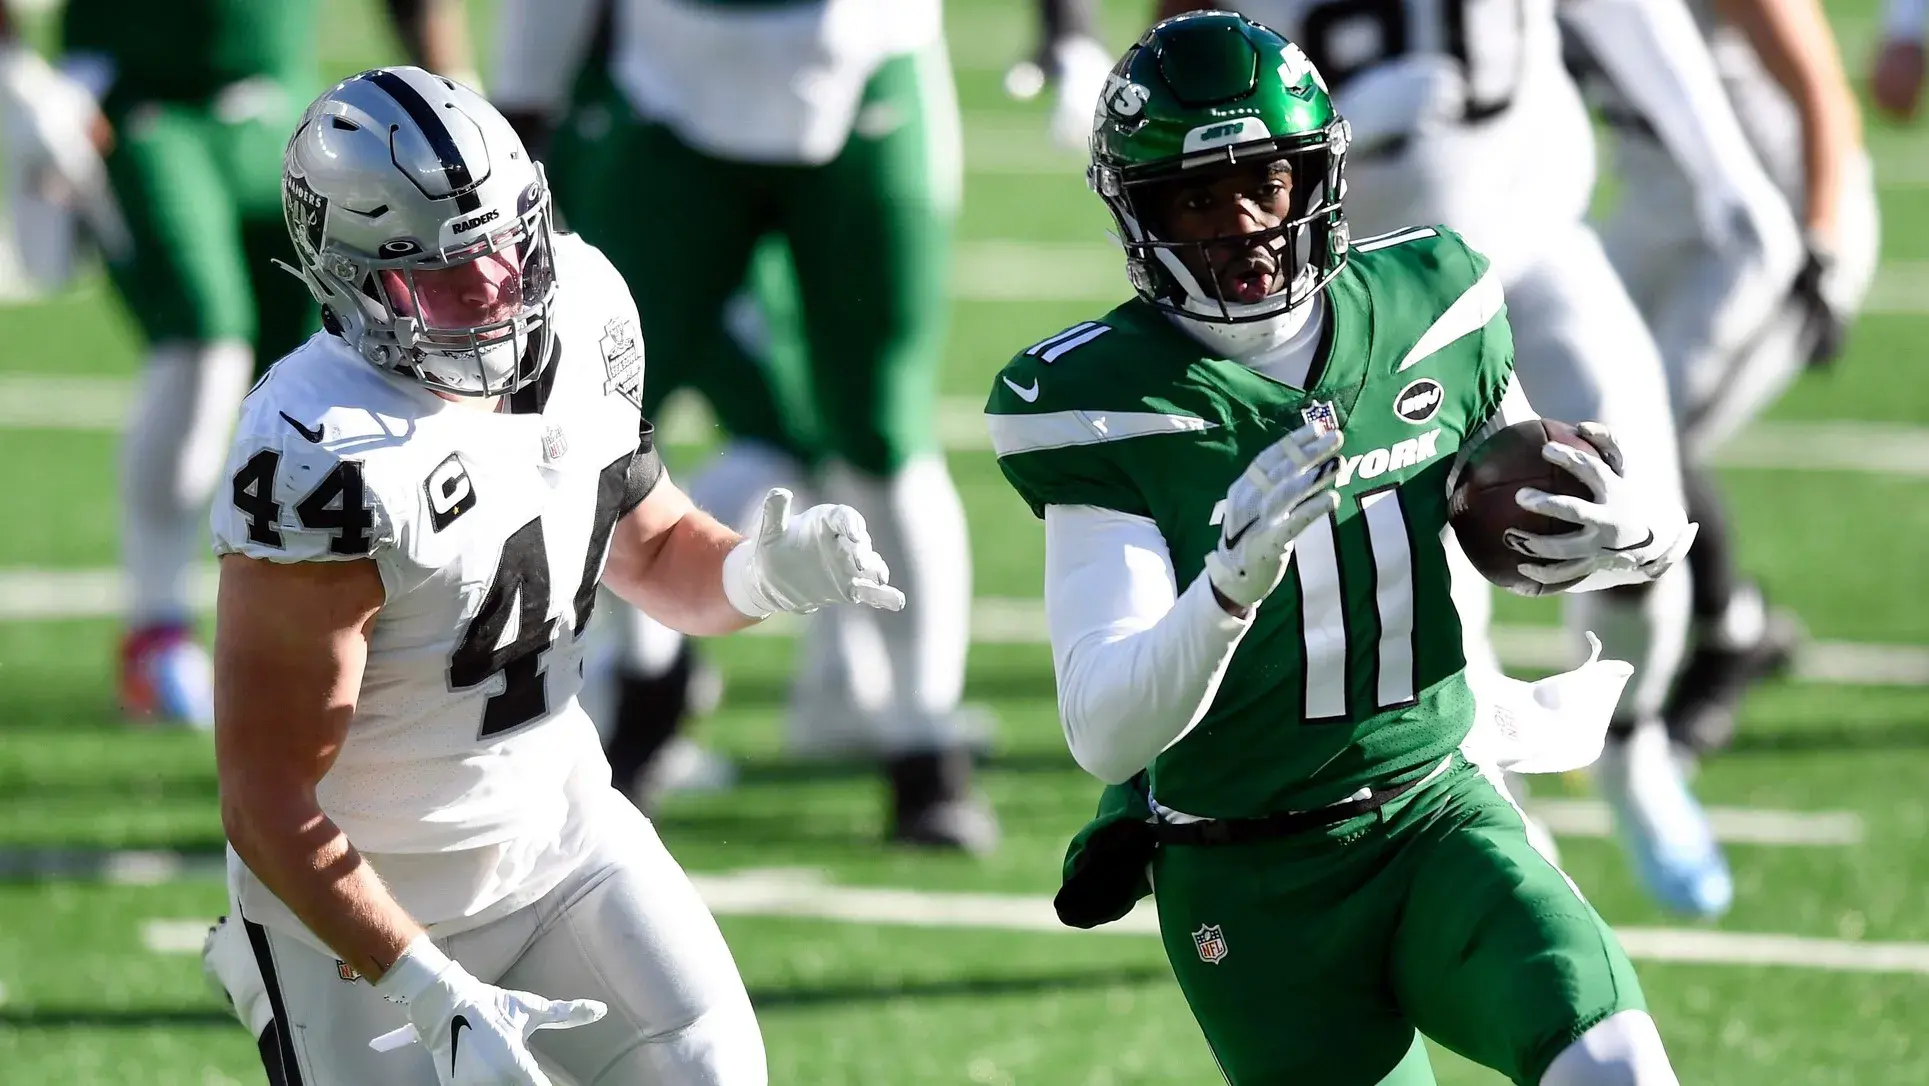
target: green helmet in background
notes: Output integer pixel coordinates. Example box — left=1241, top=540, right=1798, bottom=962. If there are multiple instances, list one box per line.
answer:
left=1088, top=12, right=1350, bottom=331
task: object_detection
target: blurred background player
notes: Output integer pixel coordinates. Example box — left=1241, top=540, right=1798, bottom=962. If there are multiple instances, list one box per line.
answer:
left=1000, top=0, right=1116, bottom=150
left=1153, top=0, right=1773, bottom=918
left=1873, top=0, right=1927, bottom=119
left=0, top=0, right=475, bottom=729
left=490, top=0, right=994, bottom=852
left=1570, top=0, right=1878, bottom=755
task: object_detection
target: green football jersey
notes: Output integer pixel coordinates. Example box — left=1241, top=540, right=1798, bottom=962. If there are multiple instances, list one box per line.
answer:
left=987, top=227, right=1514, bottom=819
left=62, top=0, right=315, bottom=104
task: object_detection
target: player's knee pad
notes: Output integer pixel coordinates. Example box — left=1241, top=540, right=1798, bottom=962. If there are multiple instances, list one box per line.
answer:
left=1539, top=1009, right=1679, bottom=1086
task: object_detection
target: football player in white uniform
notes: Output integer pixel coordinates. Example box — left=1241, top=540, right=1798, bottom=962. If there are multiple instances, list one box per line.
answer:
left=1153, top=2, right=1759, bottom=917
left=1569, top=0, right=1877, bottom=753
left=201, top=68, right=904, bottom=1085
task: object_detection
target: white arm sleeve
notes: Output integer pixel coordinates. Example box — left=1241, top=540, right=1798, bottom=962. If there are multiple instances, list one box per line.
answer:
left=1045, top=504, right=1255, bottom=785
left=489, top=0, right=603, bottom=114
left=1563, top=0, right=1800, bottom=259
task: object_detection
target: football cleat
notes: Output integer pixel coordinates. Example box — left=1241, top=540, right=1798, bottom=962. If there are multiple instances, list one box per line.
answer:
left=1665, top=605, right=1804, bottom=755
left=887, top=749, right=1000, bottom=856
left=119, top=623, right=214, bottom=729
left=1595, top=724, right=1733, bottom=919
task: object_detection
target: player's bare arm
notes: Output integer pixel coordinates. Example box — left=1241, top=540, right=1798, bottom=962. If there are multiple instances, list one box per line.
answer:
left=211, top=554, right=419, bottom=982
left=599, top=471, right=752, bottom=636
left=1714, top=0, right=1862, bottom=245
left=383, top=0, right=477, bottom=82
left=602, top=468, right=906, bottom=636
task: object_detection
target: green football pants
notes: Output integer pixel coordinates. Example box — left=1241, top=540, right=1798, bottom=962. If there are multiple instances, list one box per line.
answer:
left=1152, top=758, right=1646, bottom=1086
left=101, top=84, right=316, bottom=375
left=556, top=45, right=959, bottom=475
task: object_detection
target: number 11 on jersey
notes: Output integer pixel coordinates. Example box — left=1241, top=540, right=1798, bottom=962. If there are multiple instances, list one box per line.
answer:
left=1293, top=488, right=1417, bottom=721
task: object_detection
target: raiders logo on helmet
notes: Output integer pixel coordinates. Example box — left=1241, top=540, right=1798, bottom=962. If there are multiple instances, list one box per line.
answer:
left=284, top=172, right=328, bottom=258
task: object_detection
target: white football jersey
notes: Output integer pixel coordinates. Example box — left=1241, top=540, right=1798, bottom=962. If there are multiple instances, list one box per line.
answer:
left=1236, top=0, right=1595, bottom=280
left=609, top=0, right=944, bottom=165
left=212, top=233, right=651, bottom=870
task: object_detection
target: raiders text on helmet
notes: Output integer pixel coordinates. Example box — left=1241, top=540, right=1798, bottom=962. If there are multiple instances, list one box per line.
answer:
left=280, top=67, right=559, bottom=398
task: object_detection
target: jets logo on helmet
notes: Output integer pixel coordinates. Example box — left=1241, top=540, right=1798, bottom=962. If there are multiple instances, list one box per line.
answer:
left=1088, top=14, right=1351, bottom=355
left=1103, top=73, right=1151, bottom=118
left=1279, top=43, right=1327, bottom=93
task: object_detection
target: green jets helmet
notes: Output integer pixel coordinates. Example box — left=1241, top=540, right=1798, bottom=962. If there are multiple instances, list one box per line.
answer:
left=1088, top=12, right=1350, bottom=332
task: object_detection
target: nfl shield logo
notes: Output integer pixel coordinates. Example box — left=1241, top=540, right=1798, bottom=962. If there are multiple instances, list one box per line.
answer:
left=1301, top=400, right=1339, bottom=436
left=542, top=424, right=569, bottom=463
left=1192, top=924, right=1229, bottom=965
left=336, top=960, right=361, bottom=983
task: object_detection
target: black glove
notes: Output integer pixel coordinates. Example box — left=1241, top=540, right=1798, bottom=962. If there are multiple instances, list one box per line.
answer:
left=1793, top=242, right=1850, bottom=370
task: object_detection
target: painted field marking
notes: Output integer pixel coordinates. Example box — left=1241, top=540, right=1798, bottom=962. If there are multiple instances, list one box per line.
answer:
left=142, top=866, right=1929, bottom=977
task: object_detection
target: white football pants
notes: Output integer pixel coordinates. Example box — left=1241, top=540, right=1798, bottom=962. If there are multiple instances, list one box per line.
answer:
left=219, top=798, right=765, bottom=1086
left=122, top=338, right=253, bottom=624
left=1602, top=31, right=1881, bottom=459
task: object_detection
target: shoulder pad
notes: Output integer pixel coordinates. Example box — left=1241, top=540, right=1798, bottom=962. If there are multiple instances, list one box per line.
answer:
left=211, top=342, right=405, bottom=563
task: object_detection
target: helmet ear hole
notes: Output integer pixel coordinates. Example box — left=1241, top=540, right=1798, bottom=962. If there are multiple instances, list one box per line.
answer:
left=320, top=307, right=344, bottom=336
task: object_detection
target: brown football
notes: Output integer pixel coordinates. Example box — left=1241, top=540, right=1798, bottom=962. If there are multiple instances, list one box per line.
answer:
left=1448, top=419, right=1609, bottom=597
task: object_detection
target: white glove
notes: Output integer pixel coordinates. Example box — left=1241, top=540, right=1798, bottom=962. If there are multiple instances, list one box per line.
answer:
left=721, top=488, right=907, bottom=618
left=1507, top=422, right=1697, bottom=588
left=1203, top=423, right=1345, bottom=609
left=369, top=936, right=606, bottom=1086
left=1462, top=632, right=1634, bottom=774
left=0, top=43, right=130, bottom=276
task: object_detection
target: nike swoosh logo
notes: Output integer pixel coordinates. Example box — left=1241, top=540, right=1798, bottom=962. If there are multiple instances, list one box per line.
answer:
left=1223, top=518, right=1258, bottom=549
left=1002, top=376, right=1040, bottom=403
left=450, top=1014, right=470, bottom=1075
left=279, top=411, right=325, bottom=443
left=1605, top=530, right=1655, bottom=553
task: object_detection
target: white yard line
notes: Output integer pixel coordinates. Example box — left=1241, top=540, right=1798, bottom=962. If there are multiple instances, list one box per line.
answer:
left=142, top=866, right=1929, bottom=976
left=1527, top=798, right=1863, bottom=847
left=141, top=919, right=212, bottom=955
left=2, top=571, right=1925, bottom=688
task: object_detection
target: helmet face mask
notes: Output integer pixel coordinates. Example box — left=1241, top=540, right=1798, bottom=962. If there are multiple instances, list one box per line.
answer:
left=345, top=186, right=558, bottom=397
left=282, top=67, right=560, bottom=399
left=1088, top=14, right=1352, bottom=332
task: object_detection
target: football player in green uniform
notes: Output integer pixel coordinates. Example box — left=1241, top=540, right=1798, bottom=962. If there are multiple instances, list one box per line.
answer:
left=987, top=16, right=1692, bottom=1084
left=491, top=0, right=993, bottom=850
left=0, top=0, right=471, bottom=728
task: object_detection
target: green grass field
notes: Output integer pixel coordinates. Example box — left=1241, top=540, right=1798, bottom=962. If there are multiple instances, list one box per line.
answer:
left=3, top=0, right=1929, bottom=1082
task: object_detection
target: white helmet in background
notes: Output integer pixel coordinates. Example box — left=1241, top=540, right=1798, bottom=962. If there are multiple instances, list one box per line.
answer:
left=281, top=66, right=558, bottom=397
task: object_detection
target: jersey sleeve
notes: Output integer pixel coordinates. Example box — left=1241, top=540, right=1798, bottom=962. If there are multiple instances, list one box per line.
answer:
left=984, top=337, right=1153, bottom=520
left=210, top=389, right=395, bottom=567
left=1424, top=227, right=1517, bottom=431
